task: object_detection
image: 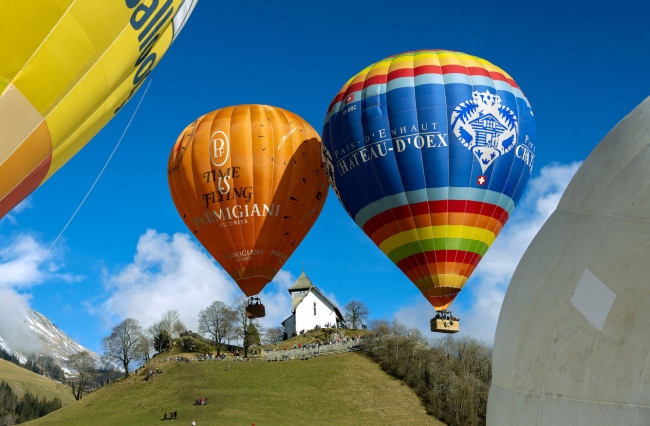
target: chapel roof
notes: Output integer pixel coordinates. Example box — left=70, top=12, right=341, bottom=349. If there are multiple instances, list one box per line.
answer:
left=288, top=270, right=314, bottom=292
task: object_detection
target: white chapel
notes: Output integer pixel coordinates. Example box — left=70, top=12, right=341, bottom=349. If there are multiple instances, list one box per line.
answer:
left=282, top=270, right=344, bottom=338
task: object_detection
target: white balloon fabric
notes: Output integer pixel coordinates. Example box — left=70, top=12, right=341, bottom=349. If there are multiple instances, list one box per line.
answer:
left=488, top=97, right=650, bottom=425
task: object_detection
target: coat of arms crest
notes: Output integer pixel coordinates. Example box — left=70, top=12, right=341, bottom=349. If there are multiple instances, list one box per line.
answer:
left=451, top=90, right=518, bottom=173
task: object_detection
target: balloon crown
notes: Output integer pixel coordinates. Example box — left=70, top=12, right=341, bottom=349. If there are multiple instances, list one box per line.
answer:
left=472, top=90, right=501, bottom=108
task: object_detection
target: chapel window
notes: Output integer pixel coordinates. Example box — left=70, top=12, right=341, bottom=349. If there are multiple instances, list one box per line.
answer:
left=314, top=302, right=317, bottom=316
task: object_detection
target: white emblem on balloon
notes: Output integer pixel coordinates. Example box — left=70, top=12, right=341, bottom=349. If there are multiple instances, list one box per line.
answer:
left=451, top=90, right=518, bottom=173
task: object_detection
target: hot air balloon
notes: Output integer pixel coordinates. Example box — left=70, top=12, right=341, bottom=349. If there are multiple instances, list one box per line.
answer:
left=168, top=105, right=329, bottom=318
left=322, top=50, right=536, bottom=333
left=0, top=0, right=198, bottom=219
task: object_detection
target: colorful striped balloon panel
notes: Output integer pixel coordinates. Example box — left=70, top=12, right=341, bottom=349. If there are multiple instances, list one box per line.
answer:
left=322, top=50, right=536, bottom=311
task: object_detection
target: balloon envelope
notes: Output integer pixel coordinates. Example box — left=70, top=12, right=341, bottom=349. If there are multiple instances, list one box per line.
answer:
left=0, top=0, right=198, bottom=218
left=322, top=50, right=536, bottom=311
left=168, top=105, right=328, bottom=296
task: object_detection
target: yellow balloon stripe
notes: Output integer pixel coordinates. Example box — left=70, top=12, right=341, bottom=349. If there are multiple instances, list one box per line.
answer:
left=378, top=225, right=496, bottom=255
left=0, top=1, right=70, bottom=91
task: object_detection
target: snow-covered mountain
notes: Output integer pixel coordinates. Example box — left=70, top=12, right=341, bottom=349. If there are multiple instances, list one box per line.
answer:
left=0, top=308, right=102, bottom=369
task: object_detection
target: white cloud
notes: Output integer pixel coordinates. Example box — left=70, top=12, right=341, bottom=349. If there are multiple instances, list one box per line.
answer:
left=0, top=233, right=80, bottom=290
left=99, top=229, right=298, bottom=333
left=100, top=229, right=237, bottom=330
left=394, top=162, right=583, bottom=345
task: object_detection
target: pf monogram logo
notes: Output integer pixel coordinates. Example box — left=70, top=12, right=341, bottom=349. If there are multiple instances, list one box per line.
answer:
left=209, top=131, right=229, bottom=167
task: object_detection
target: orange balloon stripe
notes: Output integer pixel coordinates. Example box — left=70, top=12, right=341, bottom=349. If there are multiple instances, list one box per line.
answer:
left=0, top=121, right=52, bottom=217
left=402, top=261, right=479, bottom=283
left=168, top=105, right=328, bottom=296
left=423, top=289, right=460, bottom=312
left=368, top=212, right=504, bottom=247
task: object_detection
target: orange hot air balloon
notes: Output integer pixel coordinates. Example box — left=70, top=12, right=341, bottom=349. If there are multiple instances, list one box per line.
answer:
left=168, top=105, right=328, bottom=316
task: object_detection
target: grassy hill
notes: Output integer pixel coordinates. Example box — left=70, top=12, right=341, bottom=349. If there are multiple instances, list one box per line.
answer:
left=26, top=351, right=444, bottom=425
left=0, top=359, right=75, bottom=406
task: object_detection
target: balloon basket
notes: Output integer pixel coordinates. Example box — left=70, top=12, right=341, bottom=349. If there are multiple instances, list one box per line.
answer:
left=246, top=303, right=266, bottom=319
left=431, top=317, right=460, bottom=334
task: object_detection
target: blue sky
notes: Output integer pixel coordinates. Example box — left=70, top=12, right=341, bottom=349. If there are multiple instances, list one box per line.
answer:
left=2, top=0, right=650, bottom=352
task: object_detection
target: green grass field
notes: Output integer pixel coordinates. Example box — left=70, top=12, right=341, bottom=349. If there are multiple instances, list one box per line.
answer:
left=0, top=359, right=75, bottom=406
left=26, top=352, right=444, bottom=425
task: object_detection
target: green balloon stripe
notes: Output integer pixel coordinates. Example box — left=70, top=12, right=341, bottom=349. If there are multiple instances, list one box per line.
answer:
left=387, top=238, right=490, bottom=264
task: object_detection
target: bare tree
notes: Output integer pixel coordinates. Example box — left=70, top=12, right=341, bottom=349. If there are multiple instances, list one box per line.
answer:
left=197, top=301, right=235, bottom=355
left=135, top=333, right=152, bottom=364
left=263, top=326, right=285, bottom=344
left=66, top=350, right=96, bottom=400
left=102, top=318, right=143, bottom=377
left=159, top=309, right=180, bottom=336
left=172, top=319, right=186, bottom=338
left=343, top=300, right=370, bottom=329
left=369, top=319, right=391, bottom=336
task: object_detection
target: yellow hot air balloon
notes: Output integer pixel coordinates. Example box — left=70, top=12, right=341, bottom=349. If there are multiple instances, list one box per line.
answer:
left=0, top=0, right=198, bottom=218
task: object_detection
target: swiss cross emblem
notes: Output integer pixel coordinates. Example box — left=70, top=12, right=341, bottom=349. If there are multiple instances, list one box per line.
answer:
left=345, top=93, right=355, bottom=104
left=477, top=175, right=487, bottom=185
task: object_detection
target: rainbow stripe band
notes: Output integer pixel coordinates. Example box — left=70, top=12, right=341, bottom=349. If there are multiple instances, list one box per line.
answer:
left=355, top=187, right=515, bottom=229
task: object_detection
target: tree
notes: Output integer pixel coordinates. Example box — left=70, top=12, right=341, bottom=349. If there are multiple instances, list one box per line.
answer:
left=247, top=322, right=261, bottom=346
left=343, top=300, right=370, bottom=329
left=159, top=309, right=180, bottom=337
left=230, top=297, right=261, bottom=357
left=369, top=319, right=391, bottom=337
left=135, top=333, right=152, bottom=363
left=263, top=326, right=285, bottom=345
left=66, top=350, right=96, bottom=400
left=147, top=319, right=173, bottom=353
left=102, top=318, right=143, bottom=377
left=153, top=330, right=172, bottom=353
left=197, top=301, right=235, bottom=355
left=172, top=319, right=187, bottom=338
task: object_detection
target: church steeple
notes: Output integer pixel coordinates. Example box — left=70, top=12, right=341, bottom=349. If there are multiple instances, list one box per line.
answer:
left=289, top=269, right=314, bottom=294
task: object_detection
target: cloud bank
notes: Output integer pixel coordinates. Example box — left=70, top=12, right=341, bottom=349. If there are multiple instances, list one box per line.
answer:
left=394, top=162, right=583, bottom=344
left=100, top=229, right=298, bottom=333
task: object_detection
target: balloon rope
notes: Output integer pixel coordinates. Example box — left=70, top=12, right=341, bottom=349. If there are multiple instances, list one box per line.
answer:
left=0, top=73, right=156, bottom=311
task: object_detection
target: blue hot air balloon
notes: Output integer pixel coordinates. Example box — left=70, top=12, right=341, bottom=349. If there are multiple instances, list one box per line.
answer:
left=322, top=50, right=536, bottom=331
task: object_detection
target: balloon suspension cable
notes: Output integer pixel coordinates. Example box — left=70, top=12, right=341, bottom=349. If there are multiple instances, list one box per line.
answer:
left=0, top=71, right=157, bottom=312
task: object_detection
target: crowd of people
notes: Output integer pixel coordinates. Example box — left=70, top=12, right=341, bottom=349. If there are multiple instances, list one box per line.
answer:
left=434, top=312, right=460, bottom=322
left=197, top=352, right=227, bottom=361
left=266, top=335, right=365, bottom=354
left=194, top=397, right=208, bottom=406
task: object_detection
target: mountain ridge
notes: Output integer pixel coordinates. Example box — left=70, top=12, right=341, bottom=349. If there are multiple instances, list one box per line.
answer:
left=0, top=308, right=102, bottom=372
